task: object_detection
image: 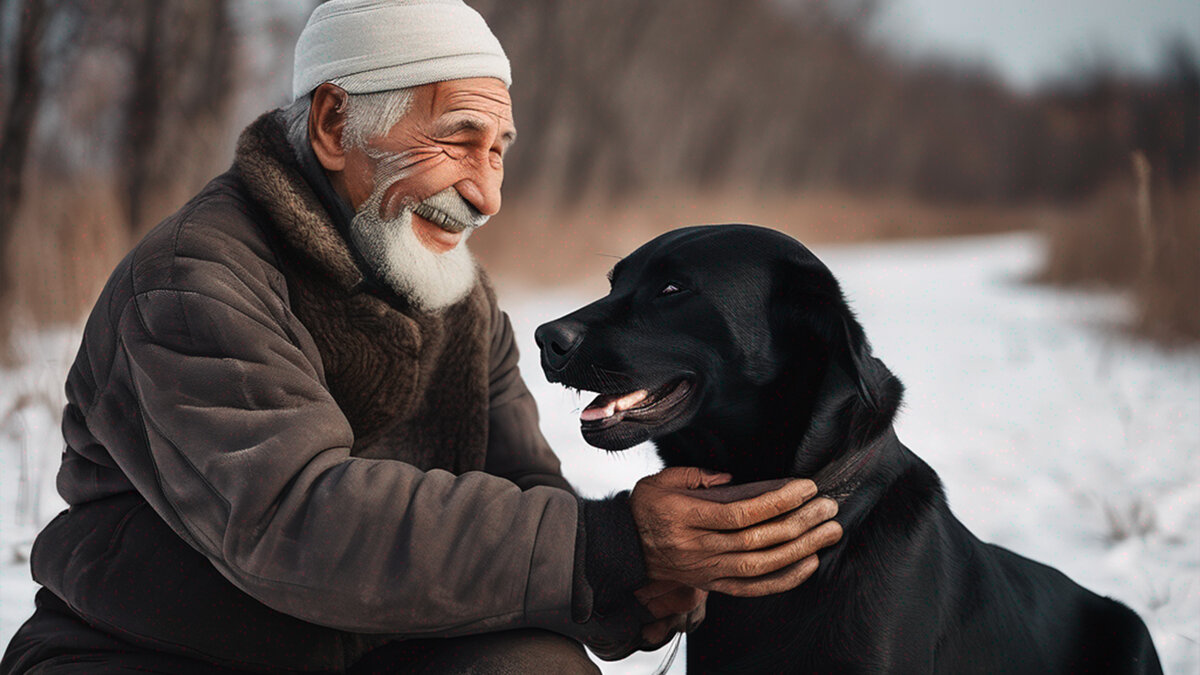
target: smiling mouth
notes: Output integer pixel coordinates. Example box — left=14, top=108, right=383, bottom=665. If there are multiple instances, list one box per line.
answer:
left=579, top=378, right=694, bottom=435
left=411, top=212, right=463, bottom=253
left=413, top=203, right=471, bottom=233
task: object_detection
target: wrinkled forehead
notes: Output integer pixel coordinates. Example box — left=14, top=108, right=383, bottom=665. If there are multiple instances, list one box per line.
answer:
left=424, top=78, right=514, bottom=125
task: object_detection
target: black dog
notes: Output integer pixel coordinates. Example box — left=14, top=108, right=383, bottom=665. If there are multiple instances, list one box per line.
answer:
left=536, top=225, right=1162, bottom=674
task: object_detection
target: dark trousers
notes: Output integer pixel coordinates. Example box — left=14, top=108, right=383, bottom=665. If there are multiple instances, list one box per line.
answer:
left=2, top=589, right=600, bottom=675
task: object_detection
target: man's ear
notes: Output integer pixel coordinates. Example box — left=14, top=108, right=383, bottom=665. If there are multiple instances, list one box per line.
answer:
left=308, top=83, right=351, bottom=172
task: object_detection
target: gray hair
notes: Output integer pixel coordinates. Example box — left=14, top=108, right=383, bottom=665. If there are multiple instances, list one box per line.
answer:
left=282, top=84, right=414, bottom=156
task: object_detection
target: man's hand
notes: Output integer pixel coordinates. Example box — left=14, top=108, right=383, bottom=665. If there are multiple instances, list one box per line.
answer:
left=634, top=580, right=707, bottom=647
left=630, top=467, right=842, bottom=597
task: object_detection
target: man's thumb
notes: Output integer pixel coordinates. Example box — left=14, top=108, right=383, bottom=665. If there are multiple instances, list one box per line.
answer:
left=655, top=466, right=733, bottom=490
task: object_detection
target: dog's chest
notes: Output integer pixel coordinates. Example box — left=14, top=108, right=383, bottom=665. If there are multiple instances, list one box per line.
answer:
left=685, top=547, right=944, bottom=673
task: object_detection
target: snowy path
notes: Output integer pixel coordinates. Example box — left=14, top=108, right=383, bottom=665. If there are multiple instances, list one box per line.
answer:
left=2, top=233, right=1197, bottom=673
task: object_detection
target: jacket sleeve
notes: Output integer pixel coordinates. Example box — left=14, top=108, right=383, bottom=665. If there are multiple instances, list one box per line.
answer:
left=106, top=284, right=582, bottom=637
left=484, top=304, right=574, bottom=493
left=477, top=302, right=656, bottom=658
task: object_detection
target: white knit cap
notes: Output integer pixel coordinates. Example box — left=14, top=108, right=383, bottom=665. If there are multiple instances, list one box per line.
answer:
left=292, top=0, right=511, bottom=101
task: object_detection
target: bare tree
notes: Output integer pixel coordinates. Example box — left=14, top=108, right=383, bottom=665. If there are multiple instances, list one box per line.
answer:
left=0, top=0, right=50, bottom=352
left=118, top=0, right=165, bottom=235
left=115, top=0, right=236, bottom=234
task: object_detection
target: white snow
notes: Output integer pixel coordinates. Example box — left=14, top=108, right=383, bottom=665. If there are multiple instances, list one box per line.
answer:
left=2, top=232, right=1197, bottom=673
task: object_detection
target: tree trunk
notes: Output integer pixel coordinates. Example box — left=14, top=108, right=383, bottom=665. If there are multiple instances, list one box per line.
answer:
left=120, top=0, right=164, bottom=235
left=0, top=0, right=50, bottom=354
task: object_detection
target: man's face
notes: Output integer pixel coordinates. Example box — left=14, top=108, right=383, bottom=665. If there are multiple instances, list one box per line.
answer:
left=340, top=77, right=515, bottom=311
left=346, top=77, right=516, bottom=254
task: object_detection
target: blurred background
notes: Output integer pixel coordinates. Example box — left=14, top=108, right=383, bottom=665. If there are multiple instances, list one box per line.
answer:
left=0, top=0, right=1197, bottom=339
left=1, top=0, right=1197, bottom=672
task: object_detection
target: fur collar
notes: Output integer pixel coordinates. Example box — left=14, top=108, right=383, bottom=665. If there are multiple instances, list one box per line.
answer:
left=232, top=111, right=364, bottom=291
left=225, top=111, right=494, bottom=469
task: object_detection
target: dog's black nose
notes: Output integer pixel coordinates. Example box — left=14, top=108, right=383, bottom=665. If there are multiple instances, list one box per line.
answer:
left=535, top=320, right=585, bottom=371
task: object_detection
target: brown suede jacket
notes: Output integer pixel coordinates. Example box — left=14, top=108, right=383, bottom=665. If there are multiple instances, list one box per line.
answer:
left=28, top=112, right=648, bottom=671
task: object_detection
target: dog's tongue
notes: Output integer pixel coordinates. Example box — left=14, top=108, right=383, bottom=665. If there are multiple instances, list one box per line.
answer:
left=581, top=390, right=649, bottom=422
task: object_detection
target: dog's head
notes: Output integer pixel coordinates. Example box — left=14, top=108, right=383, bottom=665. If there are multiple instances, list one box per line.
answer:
left=537, top=225, right=883, bottom=477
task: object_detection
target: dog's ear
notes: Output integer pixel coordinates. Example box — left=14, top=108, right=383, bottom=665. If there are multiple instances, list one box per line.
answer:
left=770, top=256, right=878, bottom=410
left=837, top=308, right=878, bottom=410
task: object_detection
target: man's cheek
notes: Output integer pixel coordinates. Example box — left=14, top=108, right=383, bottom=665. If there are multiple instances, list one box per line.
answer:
left=378, top=159, right=458, bottom=217
left=379, top=185, right=408, bottom=220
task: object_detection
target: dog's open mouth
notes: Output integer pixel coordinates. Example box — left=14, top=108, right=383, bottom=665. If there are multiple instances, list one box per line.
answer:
left=577, top=378, right=694, bottom=447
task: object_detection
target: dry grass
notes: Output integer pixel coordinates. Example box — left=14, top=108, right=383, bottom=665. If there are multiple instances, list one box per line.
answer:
left=1134, top=178, right=1200, bottom=343
left=3, top=178, right=131, bottom=330
left=1040, top=157, right=1200, bottom=345
left=1100, top=496, right=1159, bottom=543
left=472, top=187, right=1057, bottom=289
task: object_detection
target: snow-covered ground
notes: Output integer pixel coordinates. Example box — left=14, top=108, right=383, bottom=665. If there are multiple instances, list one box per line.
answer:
left=2, top=232, right=1197, bottom=673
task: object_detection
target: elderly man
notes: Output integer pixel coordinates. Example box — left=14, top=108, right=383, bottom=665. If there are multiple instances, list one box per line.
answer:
left=0, top=1, right=842, bottom=673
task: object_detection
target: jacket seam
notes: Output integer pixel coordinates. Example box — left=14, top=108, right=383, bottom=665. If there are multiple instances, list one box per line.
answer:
left=103, top=499, right=151, bottom=550
left=133, top=288, right=295, bottom=346
left=167, top=192, right=221, bottom=288
left=123, top=342, right=232, bottom=556
left=521, top=503, right=550, bottom=623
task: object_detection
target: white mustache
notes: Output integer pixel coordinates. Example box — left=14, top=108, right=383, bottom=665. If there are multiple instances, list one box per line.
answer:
left=411, top=187, right=489, bottom=233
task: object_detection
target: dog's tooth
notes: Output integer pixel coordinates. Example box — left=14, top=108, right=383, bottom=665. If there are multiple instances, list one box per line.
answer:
left=614, top=390, right=649, bottom=412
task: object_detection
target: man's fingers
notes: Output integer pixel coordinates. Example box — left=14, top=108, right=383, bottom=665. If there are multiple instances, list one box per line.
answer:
left=705, top=497, right=838, bottom=552
left=684, top=601, right=707, bottom=633
left=690, top=479, right=819, bottom=530
left=642, top=585, right=706, bottom=620
left=641, top=616, right=683, bottom=648
left=710, top=520, right=842, bottom=579
left=708, top=554, right=820, bottom=597
left=641, top=620, right=671, bottom=648
left=634, top=579, right=687, bottom=604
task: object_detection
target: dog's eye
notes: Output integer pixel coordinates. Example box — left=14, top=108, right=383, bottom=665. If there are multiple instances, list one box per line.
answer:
left=659, top=283, right=683, bottom=296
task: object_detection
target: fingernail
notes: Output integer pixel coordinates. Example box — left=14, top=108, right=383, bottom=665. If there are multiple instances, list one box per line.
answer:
left=793, top=479, right=817, bottom=496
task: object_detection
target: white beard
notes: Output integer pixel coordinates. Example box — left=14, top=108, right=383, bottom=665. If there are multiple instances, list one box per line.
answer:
left=347, top=186, right=480, bottom=313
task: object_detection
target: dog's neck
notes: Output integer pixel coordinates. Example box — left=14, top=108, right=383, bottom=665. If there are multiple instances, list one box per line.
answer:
left=655, top=356, right=904, bottom=500
left=793, top=359, right=901, bottom=502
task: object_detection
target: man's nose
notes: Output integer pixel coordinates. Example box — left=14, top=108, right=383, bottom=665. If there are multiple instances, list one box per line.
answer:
left=457, top=164, right=503, bottom=217
left=535, top=319, right=585, bottom=371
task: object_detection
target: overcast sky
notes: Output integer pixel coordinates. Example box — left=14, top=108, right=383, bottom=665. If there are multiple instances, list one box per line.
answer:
left=873, top=0, right=1200, bottom=88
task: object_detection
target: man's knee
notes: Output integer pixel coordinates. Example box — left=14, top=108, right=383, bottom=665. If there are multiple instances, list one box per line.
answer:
left=464, top=630, right=600, bottom=675
left=1, top=589, right=239, bottom=675
left=350, top=629, right=600, bottom=675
